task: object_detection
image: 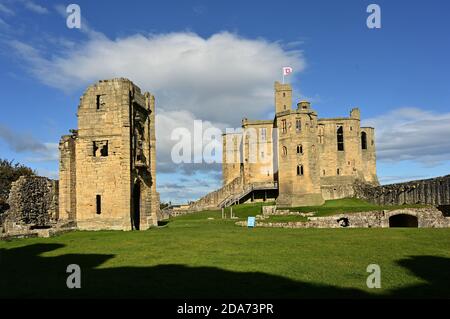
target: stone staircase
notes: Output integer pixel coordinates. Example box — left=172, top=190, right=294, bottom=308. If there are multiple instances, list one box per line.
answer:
left=188, top=178, right=278, bottom=211
left=218, top=182, right=278, bottom=208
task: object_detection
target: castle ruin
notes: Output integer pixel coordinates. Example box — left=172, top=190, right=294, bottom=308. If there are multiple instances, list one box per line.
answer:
left=59, top=78, right=159, bottom=231
left=191, top=81, right=379, bottom=209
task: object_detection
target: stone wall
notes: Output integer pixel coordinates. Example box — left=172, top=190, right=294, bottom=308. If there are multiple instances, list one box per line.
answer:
left=189, top=176, right=244, bottom=211
left=355, top=175, right=450, bottom=206
left=237, top=207, right=450, bottom=228
left=1, top=176, right=58, bottom=232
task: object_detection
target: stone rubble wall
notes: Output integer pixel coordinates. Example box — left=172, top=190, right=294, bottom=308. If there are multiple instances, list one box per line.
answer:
left=1, top=176, right=59, bottom=234
left=261, top=205, right=315, bottom=217
left=354, top=175, right=450, bottom=206
left=236, top=207, right=450, bottom=228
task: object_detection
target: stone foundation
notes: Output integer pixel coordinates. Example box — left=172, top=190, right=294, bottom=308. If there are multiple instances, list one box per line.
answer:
left=237, top=207, right=450, bottom=228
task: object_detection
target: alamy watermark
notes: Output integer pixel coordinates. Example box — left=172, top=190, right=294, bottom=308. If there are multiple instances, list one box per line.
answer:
left=66, top=4, right=81, bottom=29
left=170, top=121, right=275, bottom=166
left=366, top=4, right=381, bottom=29
left=66, top=264, right=81, bottom=289
left=366, top=264, right=381, bottom=288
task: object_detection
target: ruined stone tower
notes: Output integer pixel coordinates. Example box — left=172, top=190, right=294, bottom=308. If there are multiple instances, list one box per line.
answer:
left=59, top=78, right=159, bottom=230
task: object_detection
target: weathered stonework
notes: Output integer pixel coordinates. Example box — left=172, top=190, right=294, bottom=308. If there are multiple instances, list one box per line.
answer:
left=354, top=175, right=450, bottom=206
left=1, top=176, right=58, bottom=234
left=59, top=78, right=159, bottom=231
left=192, top=81, right=378, bottom=209
left=189, top=176, right=245, bottom=211
left=236, top=207, right=450, bottom=228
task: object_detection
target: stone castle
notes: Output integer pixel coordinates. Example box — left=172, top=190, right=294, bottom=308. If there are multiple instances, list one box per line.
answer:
left=1, top=78, right=450, bottom=238
left=191, top=82, right=379, bottom=209
left=59, top=78, right=159, bottom=231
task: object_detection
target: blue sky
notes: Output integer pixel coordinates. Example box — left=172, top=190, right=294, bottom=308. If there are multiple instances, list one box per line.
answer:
left=0, top=0, right=449, bottom=203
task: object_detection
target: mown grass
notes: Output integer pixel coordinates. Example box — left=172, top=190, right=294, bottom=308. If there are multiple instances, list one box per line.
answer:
left=0, top=199, right=448, bottom=298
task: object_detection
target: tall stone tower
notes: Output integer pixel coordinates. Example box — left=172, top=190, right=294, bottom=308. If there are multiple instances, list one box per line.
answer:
left=59, top=78, right=159, bottom=231
left=274, top=81, right=292, bottom=114
left=275, top=84, right=325, bottom=207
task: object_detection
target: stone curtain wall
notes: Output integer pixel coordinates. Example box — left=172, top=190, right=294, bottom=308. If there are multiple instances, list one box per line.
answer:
left=189, top=176, right=244, bottom=211
left=3, top=176, right=58, bottom=228
left=355, top=175, right=450, bottom=206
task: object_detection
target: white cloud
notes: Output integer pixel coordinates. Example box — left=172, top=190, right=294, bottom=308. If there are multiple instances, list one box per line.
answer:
left=0, top=3, right=14, bottom=16
left=156, top=109, right=227, bottom=175
left=0, top=17, right=9, bottom=28
left=9, top=31, right=305, bottom=125
left=363, top=107, right=450, bottom=166
left=26, top=143, right=59, bottom=162
left=0, top=124, right=58, bottom=163
left=23, top=1, right=49, bottom=14
left=36, top=168, right=58, bottom=180
left=8, top=30, right=305, bottom=191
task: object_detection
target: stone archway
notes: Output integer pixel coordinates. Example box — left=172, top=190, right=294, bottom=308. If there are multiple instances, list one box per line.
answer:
left=389, top=214, right=418, bottom=228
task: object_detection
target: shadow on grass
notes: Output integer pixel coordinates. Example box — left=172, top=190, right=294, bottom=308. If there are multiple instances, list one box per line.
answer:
left=0, top=243, right=449, bottom=298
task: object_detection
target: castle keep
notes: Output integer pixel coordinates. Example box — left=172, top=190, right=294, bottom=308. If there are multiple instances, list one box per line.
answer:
left=191, top=81, right=378, bottom=209
left=59, top=78, right=159, bottom=230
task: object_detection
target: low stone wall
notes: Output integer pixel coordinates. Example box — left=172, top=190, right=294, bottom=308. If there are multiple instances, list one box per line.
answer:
left=0, top=226, right=76, bottom=240
left=261, top=205, right=315, bottom=217
left=355, top=175, right=450, bottom=206
left=236, top=208, right=450, bottom=228
left=1, top=176, right=59, bottom=235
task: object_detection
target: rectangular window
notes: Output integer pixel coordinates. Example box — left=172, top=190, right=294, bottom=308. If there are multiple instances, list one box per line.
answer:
left=260, top=128, right=267, bottom=141
left=337, top=126, right=344, bottom=151
left=296, top=119, right=301, bottom=132
left=282, top=120, right=287, bottom=133
left=93, top=140, right=109, bottom=157
left=96, top=95, right=101, bottom=110
left=96, top=195, right=101, bottom=214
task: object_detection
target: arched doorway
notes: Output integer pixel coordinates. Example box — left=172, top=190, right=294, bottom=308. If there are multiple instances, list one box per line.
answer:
left=389, top=214, right=418, bottom=227
left=132, top=182, right=140, bottom=230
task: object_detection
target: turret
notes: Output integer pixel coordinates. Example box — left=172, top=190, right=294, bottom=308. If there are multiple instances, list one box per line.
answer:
left=274, top=81, right=292, bottom=114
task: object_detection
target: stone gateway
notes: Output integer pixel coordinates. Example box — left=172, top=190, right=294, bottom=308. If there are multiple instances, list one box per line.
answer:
left=58, top=78, right=159, bottom=231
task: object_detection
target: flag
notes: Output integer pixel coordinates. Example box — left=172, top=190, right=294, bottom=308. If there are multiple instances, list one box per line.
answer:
left=282, top=66, right=293, bottom=76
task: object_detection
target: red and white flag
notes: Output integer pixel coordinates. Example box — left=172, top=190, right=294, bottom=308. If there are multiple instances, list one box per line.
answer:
left=282, top=66, right=293, bottom=76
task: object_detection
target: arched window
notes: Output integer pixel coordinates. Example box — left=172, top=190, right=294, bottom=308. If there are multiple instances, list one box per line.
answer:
left=361, top=131, right=367, bottom=150
left=297, top=144, right=303, bottom=154
left=296, top=119, right=301, bottom=132
left=297, top=165, right=304, bottom=176
left=282, top=146, right=287, bottom=156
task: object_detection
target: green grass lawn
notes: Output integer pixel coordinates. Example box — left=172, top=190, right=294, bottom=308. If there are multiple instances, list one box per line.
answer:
left=0, top=199, right=449, bottom=298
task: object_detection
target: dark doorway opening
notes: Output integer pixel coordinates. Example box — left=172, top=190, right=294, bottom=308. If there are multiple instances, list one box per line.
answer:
left=132, top=183, right=140, bottom=230
left=389, top=214, right=418, bottom=227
